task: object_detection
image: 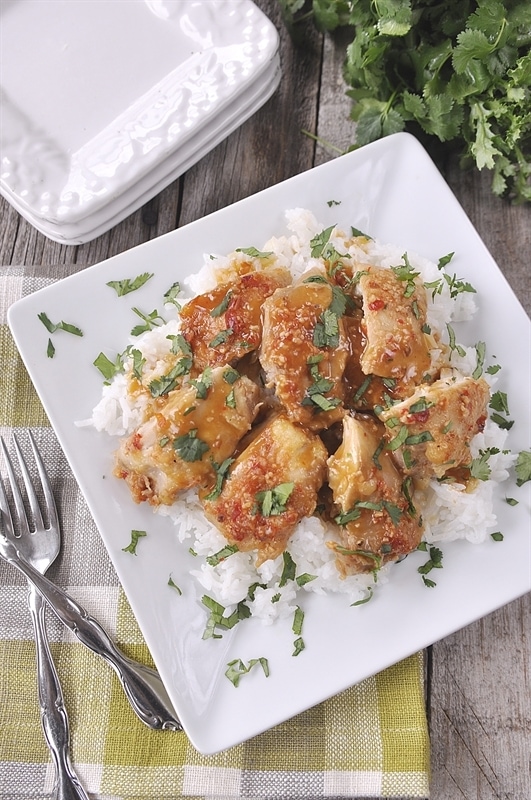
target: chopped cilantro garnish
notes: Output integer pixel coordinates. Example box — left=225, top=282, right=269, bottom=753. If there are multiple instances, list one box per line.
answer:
left=130, top=348, right=145, bottom=380
left=167, top=333, right=192, bottom=357
left=130, top=307, right=165, bottom=336
left=223, top=367, right=240, bottom=384
left=469, top=447, right=500, bottom=481
left=489, top=391, right=509, bottom=414
left=334, top=545, right=382, bottom=569
left=351, top=226, right=371, bottom=239
left=235, top=246, right=274, bottom=258
left=204, top=457, right=234, bottom=501
left=190, top=367, right=213, bottom=400
left=437, top=252, right=454, bottom=270
left=163, top=281, right=182, bottom=308
left=472, top=341, right=486, bottom=379
left=391, top=254, right=420, bottom=298
left=387, top=425, right=409, bottom=451
left=38, top=312, right=83, bottom=337
left=352, top=375, right=372, bottom=404
left=93, top=349, right=129, bottom=382
left=206, top=544, right=239, bottom=566
left=490, top=413, right=514, bottom=431
left=201, top=596, right=251, bottom=640
left=417, top=543, right=443, bottom=586
left=149, top=359, right=191, bottom=397
left=279, top=551, right=297, bottom=587
left=296, top=573, right=317, bottom=587
left=292, top=637, right=305, bottom=656
left=255, top=483, right=294, bottom=518
left=310, top=225, right=335, bottom=258
left=405, top=431, right=434, bottom=446
left=210, top=290, right=233, bottom=317
left=225, top=389, right=236, bottom=408
left=208, top=328, right=233, bottom=348
left=172, top=429, right=209, bottom=462
left=351, top=586, right=374, bottom=606
left=446, top=323, right=466, bottom=357
left=515, top=451, right=531, bottom=486
left=106, top=272, right=153, bottom=296
left=168, top=574, right=182, bottom=594
left=225, top=657, right=269, bottom=687
left=122, top=529, right=147, bottom=555
left=313, top=308, right=340, bottom=349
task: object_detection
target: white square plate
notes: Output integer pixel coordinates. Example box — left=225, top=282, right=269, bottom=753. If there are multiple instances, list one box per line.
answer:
left=8, top=133, right=531, bottom=754
left=0, top=0, right=279, bottom=244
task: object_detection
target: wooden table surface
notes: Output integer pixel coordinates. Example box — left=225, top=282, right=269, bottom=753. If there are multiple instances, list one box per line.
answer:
left=1, top=2, right=529, bottom=798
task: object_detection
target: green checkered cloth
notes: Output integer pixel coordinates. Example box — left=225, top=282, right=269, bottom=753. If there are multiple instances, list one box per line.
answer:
left=0, top=266, right=430, bottom=800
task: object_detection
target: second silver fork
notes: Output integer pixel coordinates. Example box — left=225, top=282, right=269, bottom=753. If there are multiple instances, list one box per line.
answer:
left=0, top=433, right=89, bottom=800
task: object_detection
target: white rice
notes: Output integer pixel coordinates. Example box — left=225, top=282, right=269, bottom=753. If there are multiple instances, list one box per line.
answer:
left=84, top=209, right=514, bottom=621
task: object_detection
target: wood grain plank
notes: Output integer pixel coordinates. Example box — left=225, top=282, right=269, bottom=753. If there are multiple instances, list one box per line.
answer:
left=429, top=595, right=531, bottom=800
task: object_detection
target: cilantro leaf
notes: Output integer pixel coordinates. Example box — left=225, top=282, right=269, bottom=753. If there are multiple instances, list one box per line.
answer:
left=255, top=483, right=294, bottom=517
left=106, top=273, right=153, bottom=296
left=38, top=312, right=83, bottom=337
left=515, top=451, right=531, bottom=486
left=122, top=529, right=147, bottom=555
left=172, top=429, right=209, bottom=462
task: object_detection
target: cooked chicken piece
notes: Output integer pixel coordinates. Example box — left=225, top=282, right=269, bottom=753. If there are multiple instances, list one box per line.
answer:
left=114, top=367, right=261, bottom=505
left=202, top=415, right=328, bottom=566
left=378, top=373, right=490, bottom=479
left=343, top=313, right=400, bottom=410
left=260, top=273, right=349, bottom=430
left=358, top=265, right=431, bottom=384
left=179, top=266, right=291, bottom=373
left=327, top=414, right=423, bottom=575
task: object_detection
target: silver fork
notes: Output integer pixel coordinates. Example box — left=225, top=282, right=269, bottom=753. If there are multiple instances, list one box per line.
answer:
left=0, top=433, right=182, bottom=738
left=0, top=433, right=89, bottom=800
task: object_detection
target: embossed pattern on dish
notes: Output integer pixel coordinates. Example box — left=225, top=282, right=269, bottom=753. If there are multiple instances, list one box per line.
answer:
left=0, top=0, right=279, bottom=224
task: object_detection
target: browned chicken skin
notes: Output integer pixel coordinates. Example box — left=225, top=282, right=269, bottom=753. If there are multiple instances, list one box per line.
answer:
left=202, top=415, right=328, bottom=566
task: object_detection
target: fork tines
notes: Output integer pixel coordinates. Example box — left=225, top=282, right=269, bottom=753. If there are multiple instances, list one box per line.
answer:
left=0, top=432, right=58, bottom=536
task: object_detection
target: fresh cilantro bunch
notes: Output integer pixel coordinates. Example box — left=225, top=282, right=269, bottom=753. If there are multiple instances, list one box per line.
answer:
left=278, top=0, right=531, bottom=202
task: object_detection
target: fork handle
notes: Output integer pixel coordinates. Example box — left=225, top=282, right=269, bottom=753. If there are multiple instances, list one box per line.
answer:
left=28, top=585, right=90, bottom=800
left=5, top=544, right=182, bottom=731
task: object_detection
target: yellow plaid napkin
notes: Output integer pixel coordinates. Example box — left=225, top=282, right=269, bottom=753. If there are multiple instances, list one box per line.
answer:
left=0, top=266, right=430, bottom=799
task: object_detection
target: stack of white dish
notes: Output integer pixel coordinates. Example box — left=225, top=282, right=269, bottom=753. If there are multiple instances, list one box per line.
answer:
left=0, top=0, right=281, bottom=245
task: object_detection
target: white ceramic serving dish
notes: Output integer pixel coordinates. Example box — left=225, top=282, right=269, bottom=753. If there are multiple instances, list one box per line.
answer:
left=8, top=133, right=531, bottom=754
left=0, top=0, right=280, bottom=244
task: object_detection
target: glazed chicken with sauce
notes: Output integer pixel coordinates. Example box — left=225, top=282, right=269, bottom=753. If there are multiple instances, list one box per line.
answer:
left=179, top=266, right=291, bottom=374
left=356, top=265, right=432, bottom=386
left=113, top=229, right=491, bottom=578
left=378, top=373, right=490, bottom=479
left=202, top=414, right=328, bottom=566
left=327, top=414, right=423, bottom=574
left=260, top=272, right=349, bottom=430
left=114, top=367, right=261, bottom=505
